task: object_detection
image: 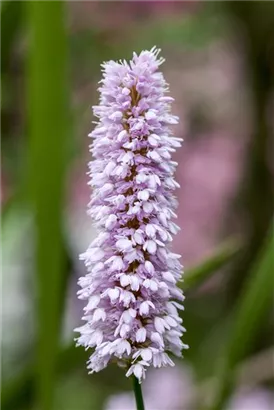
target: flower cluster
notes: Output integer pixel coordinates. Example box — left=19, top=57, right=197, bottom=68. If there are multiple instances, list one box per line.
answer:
left=75, top=47, right=188, bottom=382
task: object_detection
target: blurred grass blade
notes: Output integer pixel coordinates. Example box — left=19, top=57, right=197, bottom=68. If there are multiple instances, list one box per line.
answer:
left=27, top=2, right=69, bottom=410
left=209, top=224, right=274, bottom=410
left=183, top=237, right=241, bottom=291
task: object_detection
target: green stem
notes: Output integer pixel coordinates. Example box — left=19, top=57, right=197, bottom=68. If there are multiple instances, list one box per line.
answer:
left=132, top=376, right=145, bottom=410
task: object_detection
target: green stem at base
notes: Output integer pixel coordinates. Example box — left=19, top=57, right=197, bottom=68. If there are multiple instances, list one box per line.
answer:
left=132, top=376, right=145, bottom=410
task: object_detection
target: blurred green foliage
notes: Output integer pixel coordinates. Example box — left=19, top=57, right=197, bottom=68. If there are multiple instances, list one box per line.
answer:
left=209, top=226, right=274, bottom=410
left=131, top=9, right=228, bottom=51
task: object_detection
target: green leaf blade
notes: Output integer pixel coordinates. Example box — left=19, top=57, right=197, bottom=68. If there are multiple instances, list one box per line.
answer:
left=27, top=2, right=70, bottom=410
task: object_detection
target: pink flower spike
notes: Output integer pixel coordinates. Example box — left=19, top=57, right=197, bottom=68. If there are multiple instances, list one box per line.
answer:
left=75, top=47, right=187, bottom=383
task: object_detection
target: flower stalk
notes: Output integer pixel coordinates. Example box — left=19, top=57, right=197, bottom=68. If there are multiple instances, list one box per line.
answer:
left=132, top=376, right=145, bottom=410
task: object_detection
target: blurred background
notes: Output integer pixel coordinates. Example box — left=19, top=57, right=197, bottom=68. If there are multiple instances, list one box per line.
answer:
left=1, top=1, right=273, bottom=410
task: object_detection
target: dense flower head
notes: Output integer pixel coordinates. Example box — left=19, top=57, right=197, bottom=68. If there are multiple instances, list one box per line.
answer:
left=75, top=47, right=188, bottom=382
